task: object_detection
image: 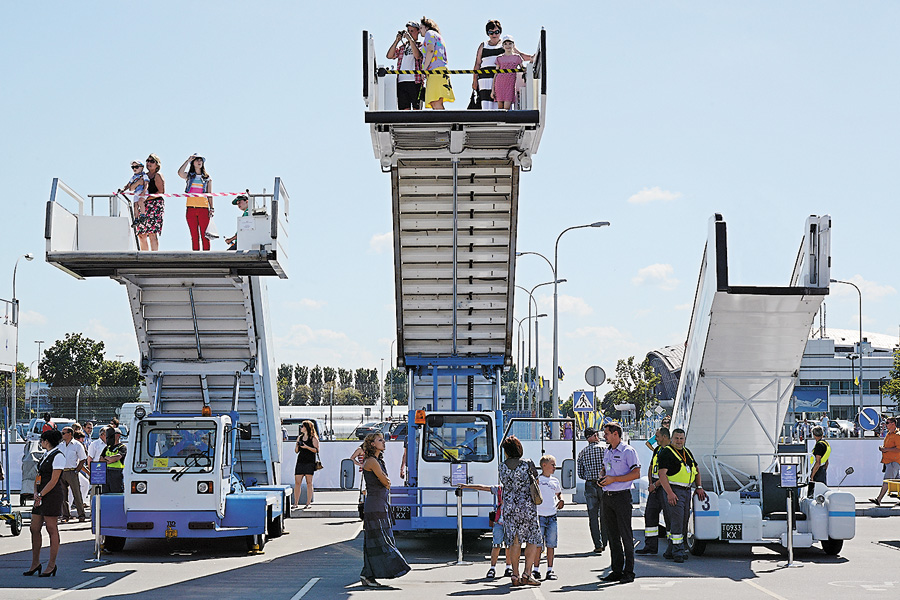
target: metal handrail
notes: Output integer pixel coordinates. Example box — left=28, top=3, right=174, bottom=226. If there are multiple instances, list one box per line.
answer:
left=50, top=178, right=85, bottom=215
left=392, top=485, right=493, bottom=511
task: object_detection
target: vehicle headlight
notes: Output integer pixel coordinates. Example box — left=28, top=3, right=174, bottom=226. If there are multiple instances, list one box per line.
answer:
left=197, top=481, right=213, bottom=494
left=132, top=481, right=148, bottom=494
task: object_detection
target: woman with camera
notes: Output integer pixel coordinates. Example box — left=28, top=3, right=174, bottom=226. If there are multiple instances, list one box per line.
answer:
left=386, top=21, right=424, bottom=110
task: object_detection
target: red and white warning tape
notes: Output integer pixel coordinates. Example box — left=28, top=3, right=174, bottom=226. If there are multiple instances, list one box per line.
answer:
left=122, top=191, right=247, bottom=198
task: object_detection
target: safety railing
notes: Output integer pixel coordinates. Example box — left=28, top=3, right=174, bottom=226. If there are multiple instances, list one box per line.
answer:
left=363, top=28, right=547, bottom=113
left=390, top=485, right=494, bottom=516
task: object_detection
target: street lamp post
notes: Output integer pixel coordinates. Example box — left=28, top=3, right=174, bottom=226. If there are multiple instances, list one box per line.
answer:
left=831, top=279, right=863, bottom=412
left=552, top=223, right=609, bottom=425
left=517, top=281, right=563, bottom=414
left=10, top=253, right=34, bottom=431
left=390, top=340, right=396, bottom=419
left=846, top=354, right=859, bottom=416
left=532, top=313, right=548, bottom=414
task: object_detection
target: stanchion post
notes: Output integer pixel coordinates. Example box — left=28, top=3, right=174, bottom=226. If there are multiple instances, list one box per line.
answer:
left=454, top=487, right=472, bottom=565
left=86, top=463, right=108, bottom=564
left=785, top=488, right=794, bottom=566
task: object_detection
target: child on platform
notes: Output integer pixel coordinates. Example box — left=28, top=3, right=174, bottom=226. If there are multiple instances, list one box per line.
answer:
left=457, top=482, right=511, bottom=579
left=533, top=454, right=564, bottom=580
left=119, top=161, right=149, bottom=224
left=491, top=35, right=526, bottom=110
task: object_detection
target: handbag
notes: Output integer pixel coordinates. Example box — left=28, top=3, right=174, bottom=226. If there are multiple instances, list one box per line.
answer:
left=315, top=452, right=324, bottom=471
left=467, top=89, right=481, bottom=110
left=205, top=214, right=220, bottom=240
left=526, top=460, right=543, bottom=504
left=357, top=473, right=366, bottom=520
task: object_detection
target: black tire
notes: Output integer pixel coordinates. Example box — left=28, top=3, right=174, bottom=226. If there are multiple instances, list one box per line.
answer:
left=104, top=536, right=127, bottom=552
left=246, top=533, right=267, bottom=552
left=687, top=515, right=706, bottom=556
left=11, top=513, right=22, bottom=536
left=821, top=538, right=843, bottom=556
left=268, top=514, right=284, bottom=538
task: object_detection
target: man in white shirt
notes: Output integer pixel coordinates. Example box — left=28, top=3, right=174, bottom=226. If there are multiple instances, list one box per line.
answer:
left=60, top=426, right=88, bottom=522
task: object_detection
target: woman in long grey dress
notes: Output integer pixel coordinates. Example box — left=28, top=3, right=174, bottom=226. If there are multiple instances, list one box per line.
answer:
left=499, top=435, right=543, bottom=586
left=360, top=433, right=410, bottom=587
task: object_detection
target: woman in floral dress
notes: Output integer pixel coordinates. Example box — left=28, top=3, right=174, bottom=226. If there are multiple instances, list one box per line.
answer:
left=499, top=435, right=543, bottom=586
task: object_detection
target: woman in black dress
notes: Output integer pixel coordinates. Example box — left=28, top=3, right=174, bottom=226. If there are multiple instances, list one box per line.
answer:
left=25, top=429, right=65, bottom=577
left=360, top=432, right=410, bottom=587
left=294, top=421, right=319, bottom=509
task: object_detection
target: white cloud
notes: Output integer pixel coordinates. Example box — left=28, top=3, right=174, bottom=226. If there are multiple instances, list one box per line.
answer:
left=557, top=295, right=594, bottom=317
left=567, top=325, right=642, bottom=355
left=632, top=263, right=679, bottom=291
left=831, top=275, right=897, bottom=301
left=274, top=323, right=376, bottom=367
left=19, top=310, right=47, bottom=326
left=627, top=186, right=683, bottom=204
left=369, top=232, right=393, bottom=254
left=84, top=318, right=139, bottom=360
left=674, top=302, right=692, bottom=311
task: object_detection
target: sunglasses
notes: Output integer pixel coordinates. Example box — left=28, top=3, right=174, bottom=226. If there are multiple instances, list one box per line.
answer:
left=146, top=159, right=157, bottom=164
left=132, top=165, right=141, bottom=169
left=488, top=29, right=501, bottom=35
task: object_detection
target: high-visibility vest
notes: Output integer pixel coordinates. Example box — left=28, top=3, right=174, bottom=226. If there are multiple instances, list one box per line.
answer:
left=810, top=440, right=831, bottom=466
left=103, top=445, right=125, bottom=469
left=650, top=446, right=664, bottom=480
left=662, top=446, right=697, bottom=487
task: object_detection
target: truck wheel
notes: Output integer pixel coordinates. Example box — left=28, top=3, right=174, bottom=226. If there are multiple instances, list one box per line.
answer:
left=268, top=514, right=284, bottom=538
left=104, top=536, right=127, bottom=552
left=821, top=538, right=843, bottom=556
left=246, top=533, right=267, bottom=552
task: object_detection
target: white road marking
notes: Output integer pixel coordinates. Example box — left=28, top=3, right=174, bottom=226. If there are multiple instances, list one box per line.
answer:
left=745, top=579, right=790, bottom=600
left=641, top=580, right=677, bottom=590
left=290, top=577, right=321, bottom=600
left=43, top=576, right=105, bottom=600
left=530, top=587, right=546, bottom=599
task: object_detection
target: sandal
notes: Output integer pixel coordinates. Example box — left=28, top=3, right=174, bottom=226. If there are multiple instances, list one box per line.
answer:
left=486, top=567, right=496, bottom=579
left=510, top=576, right=520, bottom=586
left=521, top=575, right=541, bottom=586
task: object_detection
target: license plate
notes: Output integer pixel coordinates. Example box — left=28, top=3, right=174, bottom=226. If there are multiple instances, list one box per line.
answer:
left=391, top=506, right=411, bottom=520
left=721, top=523, right=742, bottom=540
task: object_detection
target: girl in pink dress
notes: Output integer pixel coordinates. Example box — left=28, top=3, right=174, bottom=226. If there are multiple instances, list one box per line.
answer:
left=491, top=36, right=524, bottom=109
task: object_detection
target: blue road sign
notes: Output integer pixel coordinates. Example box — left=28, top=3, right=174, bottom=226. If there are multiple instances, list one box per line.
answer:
left=858, top=407, right=880, bottom=431
left=573, top=391, right=594, bottom=413
left=90, top=462, right=107, bottom=486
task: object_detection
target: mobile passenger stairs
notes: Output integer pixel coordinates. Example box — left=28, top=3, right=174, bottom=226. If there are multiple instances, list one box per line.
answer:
left=348, top=29, right=575, bottom=533
left=44, top=178, right=292, bottom=552
left=673, top=214, right=854, bottom=556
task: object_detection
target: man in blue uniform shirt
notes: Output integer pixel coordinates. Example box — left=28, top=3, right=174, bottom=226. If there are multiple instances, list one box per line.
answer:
left=598, top=422, right=641, bottom=584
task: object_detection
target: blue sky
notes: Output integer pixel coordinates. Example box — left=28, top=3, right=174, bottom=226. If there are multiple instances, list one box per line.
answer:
left=3, top=2, right=898, bottom=400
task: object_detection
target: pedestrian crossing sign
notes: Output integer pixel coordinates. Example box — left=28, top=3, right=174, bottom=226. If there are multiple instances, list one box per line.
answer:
left=573, top=391, right=594, bottom=413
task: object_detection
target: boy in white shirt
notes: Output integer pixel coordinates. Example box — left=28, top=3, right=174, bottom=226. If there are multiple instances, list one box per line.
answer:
left=534, top=454, right=564, bottom=580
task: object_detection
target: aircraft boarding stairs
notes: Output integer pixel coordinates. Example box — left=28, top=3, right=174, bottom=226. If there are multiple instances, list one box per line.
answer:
left=672, top=214, right=831, bottom=492
left=363, top=30, right=547, bottom=405
left=44, top=178, right=290, bottom=488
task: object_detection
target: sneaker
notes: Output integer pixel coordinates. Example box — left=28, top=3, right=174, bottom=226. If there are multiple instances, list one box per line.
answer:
left=620, top=574, right=635, bottom=584
left=601, top=572, right=623, bottom=582
left=545, top=570, right=557, bottom=580
left=503, top=566, right=513, bottom=578
left=635, top=547, right=656, bottom=555
left=532, top=570, right=541, bottom=580
left=486, top=567, right=496, bottom=579
left=674, top=556, right=684, bottom=563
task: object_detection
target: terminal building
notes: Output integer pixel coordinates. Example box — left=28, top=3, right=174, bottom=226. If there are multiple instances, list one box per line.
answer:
left=647, top=327, right=898, bottom=421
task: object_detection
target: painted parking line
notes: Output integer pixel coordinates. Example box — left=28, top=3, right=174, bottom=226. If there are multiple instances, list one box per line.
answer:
left=290, top=577, right=321, bottom=600
left=530, top=587, right=546, bottom=600
left=43, top=576, right=105, bottom=600
left=745, top=579, right=790, bottom=600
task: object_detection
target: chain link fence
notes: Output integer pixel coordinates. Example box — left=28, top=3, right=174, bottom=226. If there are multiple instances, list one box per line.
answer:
left=4, top=384, right=144, bottom=430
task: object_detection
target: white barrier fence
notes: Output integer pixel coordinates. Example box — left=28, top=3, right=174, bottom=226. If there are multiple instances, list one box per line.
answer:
left=3, top=438, right=892, bottom=494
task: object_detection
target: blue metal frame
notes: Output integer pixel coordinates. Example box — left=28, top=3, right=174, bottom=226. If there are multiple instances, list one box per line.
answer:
left=405, top=355, right=503, bottom=410
left=389, top=486, right=494, bottom=532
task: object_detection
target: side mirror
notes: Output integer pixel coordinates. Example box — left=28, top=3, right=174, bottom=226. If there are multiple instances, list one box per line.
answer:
left=560, top=458, right=576, bottom=490
left=238, top=423, right=252, bottom=441
left=340, top=458, right=356, bottom=490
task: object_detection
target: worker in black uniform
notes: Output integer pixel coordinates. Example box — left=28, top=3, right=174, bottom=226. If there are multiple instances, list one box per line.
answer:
left=636, top=427, right=670, bottom=554
left=656, top=428, right=706, bottom=563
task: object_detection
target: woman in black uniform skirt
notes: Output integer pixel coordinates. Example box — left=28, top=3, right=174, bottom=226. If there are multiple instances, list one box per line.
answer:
left=25, top=429, right=65, bottom=577
left=293, top=420, right=319, bottom=509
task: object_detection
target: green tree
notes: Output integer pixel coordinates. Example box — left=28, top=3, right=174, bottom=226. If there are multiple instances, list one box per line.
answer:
left=610, top=356, right=661, bottom=419
left=323, top=366, right=336, bottom=385
left=338, top=368, right=353, bottom=389
left=40, top=333, right=105, bottom=388
left=309, top=365, right=323, bottom=404
left=883, top=348, right=900, bottom=409
left=292, top=384, right=312, bottom=406
left=601, top=389, right=623, bottom=419
left=559, top=394, right=574, bottom=418
left=295, top=365, right=308, bottom=386
left=277, top=364, right=294, bottom=405
left=384, top=368, right=408, bottom=405
left=335, top=387, right=364, bottom=406
left=0, top=361, right=28, bottom=413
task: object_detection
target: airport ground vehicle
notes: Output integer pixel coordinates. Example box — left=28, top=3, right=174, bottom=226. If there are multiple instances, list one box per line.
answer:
left=344, top=30, right=574, bottom=533
left=45, top=177, right=293, bottom=551
left=673, top=214, right=855, bottom=556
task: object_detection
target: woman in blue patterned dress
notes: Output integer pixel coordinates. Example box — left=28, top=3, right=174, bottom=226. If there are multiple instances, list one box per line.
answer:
left=360, top=433, right=410, bottom=587
left=499, top=435, right=543, bottom=586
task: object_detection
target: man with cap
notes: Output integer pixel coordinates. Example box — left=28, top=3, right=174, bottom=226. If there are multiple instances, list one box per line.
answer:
left=656, top=428, right=706, bottom=563
left=101, top=427, right=127, bottom=494
left=386, top=21, right=424, bottom=110
left=598, top=422, right=641, bottom=584
left=225, top=194, right=250, bottom=250
left=636, top=427, right=671, bottom=554
left=576, top=427, right=607, bottom=554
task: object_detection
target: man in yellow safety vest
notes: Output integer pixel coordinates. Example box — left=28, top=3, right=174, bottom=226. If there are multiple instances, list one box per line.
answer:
left=809, top=426, right=831, bottom=485
left=657, top=428, right=707, bottom=563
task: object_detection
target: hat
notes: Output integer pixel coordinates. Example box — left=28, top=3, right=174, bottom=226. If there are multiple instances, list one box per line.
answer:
left=406, top=20, right=420, bottom=29
left=232, top=194, right=249, bottom=205
left=502, top=35, right=515, bottom=44
left=583, top=427, right=598, bottom=439
left=131, top=161, right=144, bottom=168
